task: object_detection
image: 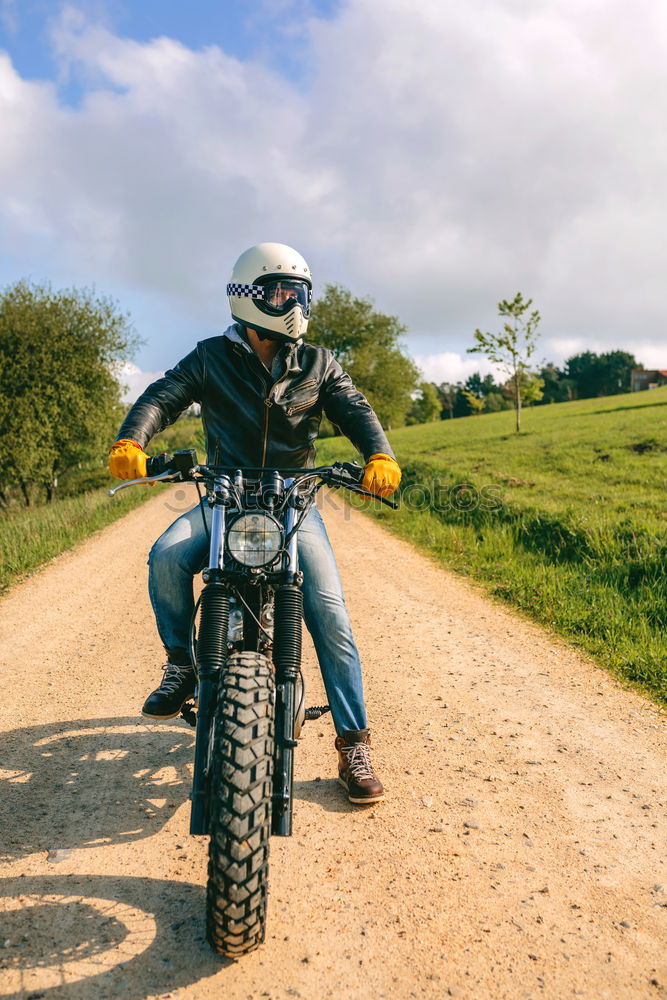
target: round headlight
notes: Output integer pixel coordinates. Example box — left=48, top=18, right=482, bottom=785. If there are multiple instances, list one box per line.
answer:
left=227, top=512, right=283, bottom=568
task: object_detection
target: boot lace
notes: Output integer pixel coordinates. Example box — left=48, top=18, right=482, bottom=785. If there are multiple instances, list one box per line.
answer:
left=342, top=742, right=375, bottom=781
left=159, top=662, right=193, bottom=694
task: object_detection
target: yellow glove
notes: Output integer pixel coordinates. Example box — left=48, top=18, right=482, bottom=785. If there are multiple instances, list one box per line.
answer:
left=108, top=438, right=149, bottom=480
left=361, top=453, right=401, bottom=497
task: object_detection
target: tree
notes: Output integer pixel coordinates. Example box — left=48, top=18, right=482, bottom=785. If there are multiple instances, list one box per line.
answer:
left=468, top=292, right=541, bottom=432
left=539, top=362, right=575, bottom=404
left=483, top=391, right=512, bottom=413
left=464, top=372, right=500, bottom=398
left=407, top=381, right=442, bottom=424
left=462, top=372, right=512, bottom=413
left=564, top=350, right=639, bottom=398
left=499, top=370, right=544, bottom=407
left=461, top=390, right=485, bottom=415
left=600, top=350, right=639, bottom=394
left=436, top=382, right=457, bottom=419
left=522, top=372, right=545, bottom=405
left=0, top=280, right=137, bottom=505
left=308, top=284, right=419, bottom=429
left=452, top=384, right=477, bottom=418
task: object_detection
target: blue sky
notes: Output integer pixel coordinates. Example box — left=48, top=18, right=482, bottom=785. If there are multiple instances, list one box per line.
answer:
left=0, top=0, right=341, bottom=101
left=1, top=0, right=667, bottom=399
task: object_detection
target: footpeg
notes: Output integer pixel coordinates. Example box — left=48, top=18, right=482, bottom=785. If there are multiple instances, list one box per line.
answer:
left=180, top=702, right=197, bottom=727
left=304, top=705, right=330, bottom=720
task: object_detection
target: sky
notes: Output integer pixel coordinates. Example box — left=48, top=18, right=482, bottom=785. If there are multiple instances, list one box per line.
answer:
left=1, top=0, right=666, bottom=400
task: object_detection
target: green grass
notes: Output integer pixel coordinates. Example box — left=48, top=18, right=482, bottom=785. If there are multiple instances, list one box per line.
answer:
left=4, top=395, right=667, bottom=706
left=315, top=388, right=667, bottom=705
left=0, top=418, right=203, bottom=595
left=0, top=484, right=158, bottom=592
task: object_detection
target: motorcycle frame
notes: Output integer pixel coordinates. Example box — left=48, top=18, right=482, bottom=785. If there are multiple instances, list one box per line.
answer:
left=108, top=455, right=395, bottom=844
left=189, top=472, right=302, bottom=838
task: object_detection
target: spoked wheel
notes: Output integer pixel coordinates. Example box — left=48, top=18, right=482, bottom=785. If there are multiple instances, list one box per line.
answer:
left=206, top=650, right=275, bottom=957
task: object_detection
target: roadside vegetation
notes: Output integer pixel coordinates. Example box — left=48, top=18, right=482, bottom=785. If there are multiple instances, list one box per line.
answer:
left=0, top=277, right=207, bottom=592
left=316, top=388, right=667, bottom=705
left=0, top=281, right=137, bottom=507
left=0, top=418, right=202, bottom=594
left=2, top=277, right=664, bottom=704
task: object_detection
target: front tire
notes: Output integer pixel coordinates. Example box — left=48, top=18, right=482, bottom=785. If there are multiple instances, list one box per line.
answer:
left=206, top=650, right=275, bottom=957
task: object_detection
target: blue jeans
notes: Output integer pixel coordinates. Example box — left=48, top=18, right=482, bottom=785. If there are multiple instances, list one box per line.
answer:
left=147, top=503, right=367, bottom=735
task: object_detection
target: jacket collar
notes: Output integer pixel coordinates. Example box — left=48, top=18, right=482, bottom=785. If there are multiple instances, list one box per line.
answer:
left=223, top=322, right=303, bottom=375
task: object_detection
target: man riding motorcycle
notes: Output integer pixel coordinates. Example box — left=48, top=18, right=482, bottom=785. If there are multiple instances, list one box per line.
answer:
left=108, top=243, right=401, bottom=804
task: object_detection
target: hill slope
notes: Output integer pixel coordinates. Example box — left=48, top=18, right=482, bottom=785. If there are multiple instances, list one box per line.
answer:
left=317, top=387, right=667, bottom=703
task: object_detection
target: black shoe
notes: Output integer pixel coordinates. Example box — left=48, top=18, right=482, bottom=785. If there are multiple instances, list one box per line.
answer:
left=141, top=662, right=196, bottom=720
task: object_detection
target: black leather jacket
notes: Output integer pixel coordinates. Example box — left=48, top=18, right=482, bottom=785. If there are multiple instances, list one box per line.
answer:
left=116, top=325, right=394, bottom=468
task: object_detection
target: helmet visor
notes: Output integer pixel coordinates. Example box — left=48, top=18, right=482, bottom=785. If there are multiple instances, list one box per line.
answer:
left=259, top=278, right=311, bottom=317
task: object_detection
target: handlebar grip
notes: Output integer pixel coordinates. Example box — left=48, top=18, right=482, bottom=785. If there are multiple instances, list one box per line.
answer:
left=339, top=461, right=364, bottom=484
left=146, top=453, right=171, bottom=476
left=146, top=449, right=198, bottom=477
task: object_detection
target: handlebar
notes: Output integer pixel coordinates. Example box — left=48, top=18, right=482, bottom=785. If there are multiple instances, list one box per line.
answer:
left=108, top=449, right=399, bottom=509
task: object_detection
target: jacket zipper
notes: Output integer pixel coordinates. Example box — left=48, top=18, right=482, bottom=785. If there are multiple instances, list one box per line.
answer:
left=281, top=376, right=318, bottom=400
left=261, top=360, right=294, bottom=466
left=261, top=396, right=272, bottom=467
left=241, top=351, right=272, bottom=467
left=286, top=393, right=320, bottom=417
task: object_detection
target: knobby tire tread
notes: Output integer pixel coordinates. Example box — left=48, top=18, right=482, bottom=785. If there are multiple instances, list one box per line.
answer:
left=206, top=650, right=275, bottom=957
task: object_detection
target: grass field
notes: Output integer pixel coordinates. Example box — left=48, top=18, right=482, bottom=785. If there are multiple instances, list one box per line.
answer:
left=316, top=388, right=667, bottom=705
left=3, top=393, right=666, bottom=706
left=0, top=419, right=203, bottom=595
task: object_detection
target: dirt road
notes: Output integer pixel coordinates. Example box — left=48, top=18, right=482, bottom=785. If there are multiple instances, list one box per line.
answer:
left=0, top=487, right=665, bottom=1000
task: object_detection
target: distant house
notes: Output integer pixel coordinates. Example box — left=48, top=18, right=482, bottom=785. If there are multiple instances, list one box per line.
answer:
left=630, top=369, right=667, bottom=391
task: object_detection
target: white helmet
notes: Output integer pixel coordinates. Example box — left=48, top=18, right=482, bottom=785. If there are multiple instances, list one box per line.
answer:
left=227, top=242, right=313, bottom=343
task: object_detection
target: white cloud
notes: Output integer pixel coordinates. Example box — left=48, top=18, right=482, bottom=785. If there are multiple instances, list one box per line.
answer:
left=415, top=351, right=503, bottom=386
left=1, top=1, right=667, bottom=370
left=545, top=337, right=666, bottom=370
left=116, top=361, right=163, bottom=403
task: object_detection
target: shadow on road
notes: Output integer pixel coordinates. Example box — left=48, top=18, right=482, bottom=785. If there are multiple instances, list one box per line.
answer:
left=293, top=777, right=367, bottom=813
left=0, top=874, right=227, bottom=998
left=0, top=716, right=195, bottom=860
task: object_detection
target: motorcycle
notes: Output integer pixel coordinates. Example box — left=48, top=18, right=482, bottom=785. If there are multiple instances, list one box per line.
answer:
left=109, top=451, right=396, bottom=957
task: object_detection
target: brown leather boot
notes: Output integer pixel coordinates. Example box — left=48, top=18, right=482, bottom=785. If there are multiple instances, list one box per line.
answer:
left=335, top=729, right=385, bottom=804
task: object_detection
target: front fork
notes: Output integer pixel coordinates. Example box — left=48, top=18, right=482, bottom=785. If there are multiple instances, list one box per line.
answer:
left=272, top=584, right=303, bottom=837
left=189, top=580, right=229, bottom=835
left=190, top=484, right=304, bottom=838
left=190, top=492, right=230, bottom=835
left=271, top=492, right=302, bottom=837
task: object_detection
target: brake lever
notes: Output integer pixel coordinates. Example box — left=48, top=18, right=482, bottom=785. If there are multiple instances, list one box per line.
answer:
left=107, top=470, right=183, bottom=497
left=325, top=473, right=399, bottom=510
left=328, top=462, right=363, bottom=487
left=347, top=485, right=399, bottom=509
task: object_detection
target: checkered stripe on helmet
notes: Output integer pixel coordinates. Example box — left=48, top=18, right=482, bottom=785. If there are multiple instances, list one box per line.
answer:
left=226, top=282, right=265, bottom=299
